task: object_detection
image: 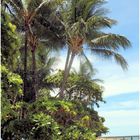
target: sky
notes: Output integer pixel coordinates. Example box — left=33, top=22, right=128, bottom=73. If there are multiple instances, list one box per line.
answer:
left=94, top=0, right=139, bottom=136
left=52, top=0, right=139, bottom=136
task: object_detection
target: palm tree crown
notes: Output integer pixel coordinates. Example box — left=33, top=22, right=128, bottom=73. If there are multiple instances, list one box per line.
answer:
left=58, top=0, right=131, bottom=97
left=61, top=0, right=130, bottom=65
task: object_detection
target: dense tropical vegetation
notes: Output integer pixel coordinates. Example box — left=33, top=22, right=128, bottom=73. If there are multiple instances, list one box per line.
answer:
left=1, top=0, right=130, bottom=139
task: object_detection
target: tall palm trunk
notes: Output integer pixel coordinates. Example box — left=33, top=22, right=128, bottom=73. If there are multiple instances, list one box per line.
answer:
left=59, top=48, right=71, bottom=97
left=23, top=31, right=28, bottom=101
left=31, top=47, right=36, bottom=101
left=60, top=51, right=75, bottom=98
left=22, top=28, right=28, bottom=119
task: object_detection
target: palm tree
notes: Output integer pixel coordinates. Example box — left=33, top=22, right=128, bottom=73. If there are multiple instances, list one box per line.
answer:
left=57, top=0, right=131, bottom=98
left=26, top=0, right=65, bottom=100
left=4, top=0, right=65, bottom=101
left=4, top=0, right=49, bottom=100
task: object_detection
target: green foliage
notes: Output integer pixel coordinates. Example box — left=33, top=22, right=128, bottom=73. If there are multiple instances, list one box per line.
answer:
left=1, top=65, right=23, bottom=95
left=46, top=70, right=64, bottom=87
left=1, top=92, right=108, bottom=139
left=1, top=63, right=106, bottom=139
left=30, top=113, right=61, bottom=140
left=30, top=95, right=108, bottom=136
left=63, top=125, right=96, bottom=140
left=1, top=9, right=20, bottom=70
left=47, top=70, right=104, bottom=107
left=1, top=65, right=23, bottom=122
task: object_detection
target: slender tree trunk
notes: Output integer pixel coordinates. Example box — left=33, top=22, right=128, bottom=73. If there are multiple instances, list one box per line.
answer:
left=67, top=53, right=75, bottom=75
left=60, top=52, right=75, bottom=98
left=31, top=48, right=36, bottom=101
left=59, top=48, right=71, bottom=97
left=22, top=28, right=28, bottom=119
left=64, top=48, right=71, bottom=79
left=23, top=31, right=28, bottom=101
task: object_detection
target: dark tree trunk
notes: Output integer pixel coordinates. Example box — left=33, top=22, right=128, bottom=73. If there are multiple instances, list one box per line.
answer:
left=23, top=31, right=28, bottom=101
left=31, top=48, right=36, bottom=101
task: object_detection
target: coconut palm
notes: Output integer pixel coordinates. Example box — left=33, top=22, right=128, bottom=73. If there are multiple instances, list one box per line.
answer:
left=57, top=0, right=131, bottom=98
left=4, top=0, right=48, bottom=100
left=4, top=0, right=65, bottom=101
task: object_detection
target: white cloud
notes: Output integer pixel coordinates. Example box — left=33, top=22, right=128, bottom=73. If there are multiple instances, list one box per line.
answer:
left=118, top=100, right=139, bottom=108
left=102, top=77, right=139, bottom=97
left=99, top=109, right=139, bottom=127
left=94, top=60, right=139, bottom=97
left=98, top=109, right=139, bottom=136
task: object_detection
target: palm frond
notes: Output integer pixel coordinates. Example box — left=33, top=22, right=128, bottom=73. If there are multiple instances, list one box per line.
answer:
left=46, top=57, right=57, bottom=68
left=48, top=0, right=65, bottom=8
left=21, top=0, right=32, bottom=10
left=114, top=53, right=128, bottom=70
left=37, top=57, right=56, bottom=80
left=10, top=0, right=24, bottom=10
left=83, top=0, right=107, bottom=20
left=87, top=16, right=117, bottom=29
left=76, top=51, right=98, bottom=78
left=91, top=78, right=103, bottom=83
left=29, top=0, right=50, bottom=22
left=79, top=51, right=95, bottom=75
left=91, top=33, right=131, bottom=50
left=91, top=48, right=128, bottom=70
left=8, top=0, right=21, bottom=15
left=92, top=8, right=109, bottom=17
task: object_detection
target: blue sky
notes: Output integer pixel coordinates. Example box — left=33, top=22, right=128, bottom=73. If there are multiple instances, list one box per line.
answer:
left=94, top=0, right=139, bottom=136
left=95, top=92, right=139, bottom=136
left=53, top=0, right=139, bottom=136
